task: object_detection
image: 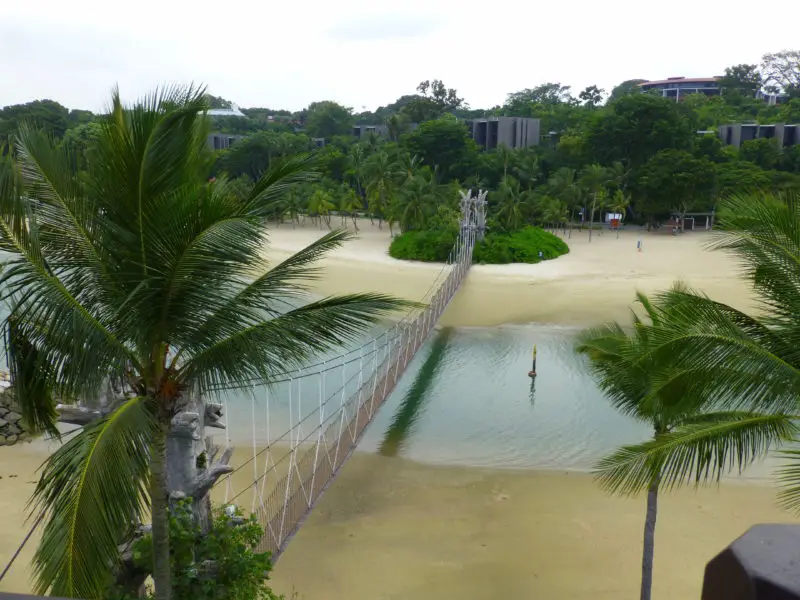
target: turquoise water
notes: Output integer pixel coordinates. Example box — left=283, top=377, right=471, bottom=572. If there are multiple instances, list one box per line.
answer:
left=222, top=324, right=655, bottom=472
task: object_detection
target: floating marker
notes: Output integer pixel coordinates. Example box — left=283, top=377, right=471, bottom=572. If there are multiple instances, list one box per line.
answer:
left=528, top=344, right=537, bottom=378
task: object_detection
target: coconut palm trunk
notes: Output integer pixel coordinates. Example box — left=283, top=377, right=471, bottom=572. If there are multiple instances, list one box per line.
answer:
left=149, top=431, right=172, bottom=600
left=1, top=87, right=410, bottom=600
left=576, top=291, right=797, bottom=600
left=640, top=478, right=659, bottom=600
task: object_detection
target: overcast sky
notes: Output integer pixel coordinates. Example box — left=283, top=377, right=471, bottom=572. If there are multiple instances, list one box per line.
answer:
left=2, top=0, right=798, bottom=113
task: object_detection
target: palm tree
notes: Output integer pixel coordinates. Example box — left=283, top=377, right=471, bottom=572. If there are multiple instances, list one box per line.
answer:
left=610, top=189, right=630, bottom=239
left=491, top=176, right=528, bottom=232
left=1, top=87, right=408, bottom=600
left=362, top=150, right=400, bottom=229
left=547, top=167, right=583, bottom=236
left=308, top=187, right=335, bottom=229
left=630, top=191, right=800, bottom=511
left=282, top=187, right=304, bottom=229
left=397, top=171, right=443, bottom=233
left=339, top=184, right=362, bottom=231
left=580, top=163, right=611, bottom=243
left=346, top=144, right=365, bottom=196
left=577, top=293, right=797, bottom=600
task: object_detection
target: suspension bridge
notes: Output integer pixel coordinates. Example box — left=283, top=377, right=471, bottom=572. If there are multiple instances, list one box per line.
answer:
left=216, top=189, right=488, bottom=560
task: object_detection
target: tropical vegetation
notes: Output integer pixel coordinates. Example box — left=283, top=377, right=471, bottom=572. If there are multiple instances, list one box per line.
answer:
left=5, top=50, right=800, bottom=264
left=0, top=86, right=408, bottom=600
left=576, top=289, right=797, bottom=600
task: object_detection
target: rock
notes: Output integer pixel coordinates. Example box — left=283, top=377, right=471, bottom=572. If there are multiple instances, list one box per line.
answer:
left=0, top=406, right=8, bottom=417
left=0, top=437, right=6, bottom=446
left=17, top=432, right=28, bottom=442
left=7, top=423, right=20, bottom=435
left=0, top=419, right=6, bottom=428
left=5, top=434, right=16, bottom=444
left=6, top=412, right=22, bottom=424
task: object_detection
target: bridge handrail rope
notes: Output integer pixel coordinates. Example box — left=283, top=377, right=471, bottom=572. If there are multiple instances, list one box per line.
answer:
left=209, top=209, right=464, bottom=390
left=218, top=189, right=487, bottom=561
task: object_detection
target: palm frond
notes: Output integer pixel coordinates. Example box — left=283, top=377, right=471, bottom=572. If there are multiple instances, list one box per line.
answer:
left=182, top=293, right=414, bottom=390
left=30, top=396, right=158, bottom=598
left=178, top=229, right=356, bottom=353
left=5, top=315, right=58, bottom=436
left=641, top=286, right=800, bottom=414
left=242, top=153, right=319, bottom=217
left=709, top=192, right=800, bottom=324
left=776, top=449, right=800, bottom=513
left=594, top=413, right=797, bottom=495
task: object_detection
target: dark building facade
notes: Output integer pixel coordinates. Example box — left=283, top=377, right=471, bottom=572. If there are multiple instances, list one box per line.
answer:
left=718, top=123, right=800, bottom=148
left=463, top=117, right=540, bottom=150
left=206, top=133, right=243, bottom=151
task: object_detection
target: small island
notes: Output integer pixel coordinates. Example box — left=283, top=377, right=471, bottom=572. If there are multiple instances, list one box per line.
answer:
left=389, top=224, right=569, bottom=264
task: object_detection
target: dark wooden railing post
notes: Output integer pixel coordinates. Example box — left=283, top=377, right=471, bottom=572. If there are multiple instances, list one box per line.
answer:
left=702, top=524, right=800, bottom=599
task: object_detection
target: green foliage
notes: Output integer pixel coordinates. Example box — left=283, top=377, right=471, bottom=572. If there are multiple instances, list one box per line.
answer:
left=473, top=227, right=569, bottom=264
left=633, top=149, right=716, bottom=222
left=111, top=501, right=282, bottom=600
left=389, top=226, right=568, bottom=264
left=402, top=116, right=478, bottom=181
left=720, top=64, right=763, bottom=97
left=586, top=94, right=695, bottom=168
left=616, top=192, right=800, bottom=511
left=2, top=86, right=409, bottom=600
left=388, top=228, right=458, bottom=262
left=608, top=79, right=647, bottom=102
left=740, top=137, right=781, bottom=170
left=216, top=131, right=310, bottom=179
left=304, top=101, right=354, bottom=139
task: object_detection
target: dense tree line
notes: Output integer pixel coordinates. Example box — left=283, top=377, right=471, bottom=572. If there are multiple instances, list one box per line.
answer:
left=4, top=50, right=800, bottom=243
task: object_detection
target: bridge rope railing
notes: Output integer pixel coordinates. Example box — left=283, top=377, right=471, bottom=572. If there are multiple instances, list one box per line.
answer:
left=216, top=190, right=487, bottom=559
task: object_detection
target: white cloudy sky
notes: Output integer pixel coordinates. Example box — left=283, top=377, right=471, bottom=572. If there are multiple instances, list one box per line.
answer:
left=2, top=0, right=798, bottom=112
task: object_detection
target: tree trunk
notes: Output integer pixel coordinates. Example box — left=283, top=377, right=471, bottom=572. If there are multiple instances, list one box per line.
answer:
left=150, top=428, right=172, bottom=600
left=589, top=196, right=596, bottom=243
left=640, top=479, right=659, bottom=600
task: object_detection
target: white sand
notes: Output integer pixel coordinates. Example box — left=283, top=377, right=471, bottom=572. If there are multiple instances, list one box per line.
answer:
left=262, top=220, right=756, bottom=328
left=0, top=221, right=787, bottom=600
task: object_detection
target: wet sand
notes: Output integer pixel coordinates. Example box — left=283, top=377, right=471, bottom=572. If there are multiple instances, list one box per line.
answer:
left=0, top=222, right=789, bottom=599
left=1, top=441, right=793, bottom=600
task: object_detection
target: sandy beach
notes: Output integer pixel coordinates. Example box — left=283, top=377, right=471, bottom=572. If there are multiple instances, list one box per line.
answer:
left=0, top=221, right=790, bottom=600
left=263, top=220, right=757, bottom=328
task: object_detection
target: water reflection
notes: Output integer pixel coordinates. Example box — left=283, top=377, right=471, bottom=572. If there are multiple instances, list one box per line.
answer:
left=379, top=328, right=453, bottom=456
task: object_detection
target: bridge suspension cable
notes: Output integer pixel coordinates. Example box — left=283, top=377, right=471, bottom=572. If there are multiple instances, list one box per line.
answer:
left=217, top=190, right=488, bottom=560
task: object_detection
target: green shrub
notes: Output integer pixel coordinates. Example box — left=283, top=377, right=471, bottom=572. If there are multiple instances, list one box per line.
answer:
left=474, top=227, right=569, bottom=264
left=389, top=226, right=568, bottom=265
left=388, top=228, right=458, bottom=262
left=109, top=500, right=283, bottom=600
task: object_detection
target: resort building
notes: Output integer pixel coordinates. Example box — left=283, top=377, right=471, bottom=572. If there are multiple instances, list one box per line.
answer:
left=352, top=123, right=419, bottom=139
left=638, top=77, right=722, bottom=101
left=718, top=123, right=800, bottom=149
left=464, top=117, right=540, bottom=150
left=352, top=125, right=388, bottom=138
left=206, top=133, right=244, bottom=151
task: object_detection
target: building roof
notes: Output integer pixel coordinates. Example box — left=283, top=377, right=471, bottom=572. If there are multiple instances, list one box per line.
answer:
left=639, top=77, right=720, bottom=87
left=207, top=107, right=246, bottom=117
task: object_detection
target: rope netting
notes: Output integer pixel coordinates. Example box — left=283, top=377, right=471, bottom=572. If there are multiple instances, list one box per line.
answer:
left=215, top=190, right=487, bottom=559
